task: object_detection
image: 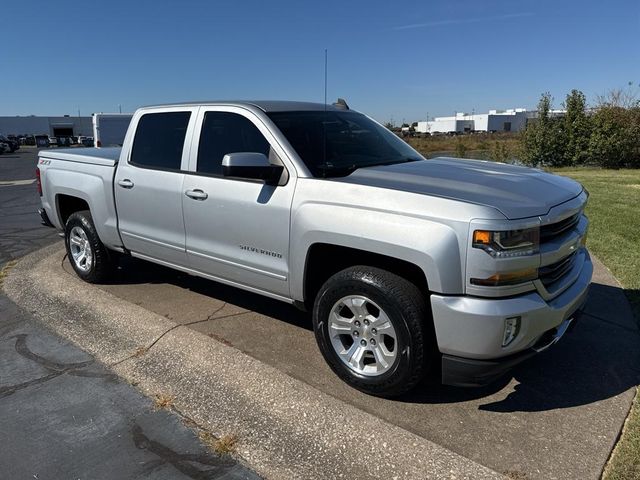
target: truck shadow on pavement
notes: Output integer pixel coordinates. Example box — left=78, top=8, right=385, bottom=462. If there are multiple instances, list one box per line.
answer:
left=107, top=257, right=312, bottom=331
left=108, top=257, right=640, bottom=413
left=400, top=283, right=640, bottom=412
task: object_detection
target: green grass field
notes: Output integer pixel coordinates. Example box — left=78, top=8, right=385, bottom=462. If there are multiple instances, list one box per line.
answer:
left=550, top=168, right=640, bottom=480
left=552, top=169, right=640, bottom=318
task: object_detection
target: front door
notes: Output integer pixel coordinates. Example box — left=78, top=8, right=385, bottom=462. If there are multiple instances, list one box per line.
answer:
left=114, top=108, right=198, bottom=266
left=182, top=108, right=294, bottom=298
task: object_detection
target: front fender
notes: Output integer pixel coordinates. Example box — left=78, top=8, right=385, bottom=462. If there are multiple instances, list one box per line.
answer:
left=290, top=203, right=464, bottom=301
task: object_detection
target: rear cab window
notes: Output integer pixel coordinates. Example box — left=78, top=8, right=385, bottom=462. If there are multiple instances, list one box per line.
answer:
left=130, top=111, right=191, bottom=171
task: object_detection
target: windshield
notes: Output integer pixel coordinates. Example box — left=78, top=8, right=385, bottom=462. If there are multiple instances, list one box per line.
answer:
left=267, top=110, right=423, bottom=177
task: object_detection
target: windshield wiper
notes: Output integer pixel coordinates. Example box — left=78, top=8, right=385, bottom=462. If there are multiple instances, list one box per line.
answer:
left=316, top=163, right=359, bottom=178
left=361, top=157, right=422, bottom=169
left=316, top=157, right=421, bottom=178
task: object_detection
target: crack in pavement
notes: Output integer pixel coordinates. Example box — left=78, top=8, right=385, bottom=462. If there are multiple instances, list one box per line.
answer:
left=0, top=334, right=117, bottom=399
left=109, top=302, right=236, bottom=368
left=132, top=423, right=240, bottom=480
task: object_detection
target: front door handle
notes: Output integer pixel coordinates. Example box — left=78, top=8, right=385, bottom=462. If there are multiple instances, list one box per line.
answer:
left=118, top=179, right=134, bottom=189
left=185, top=189, right=208, bottom=201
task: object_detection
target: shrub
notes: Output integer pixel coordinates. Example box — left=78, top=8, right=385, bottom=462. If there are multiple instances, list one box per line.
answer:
left=521, top=88, right=640, bottom=168
left=564, top=89, right=592, bottom=166
left=490, top=141, right=510, bottom=163
left=588, top=106, right=640, bottom=168
left=454, top=139, right=468, bottom=158
left=521, top=93, right=568, bottom=167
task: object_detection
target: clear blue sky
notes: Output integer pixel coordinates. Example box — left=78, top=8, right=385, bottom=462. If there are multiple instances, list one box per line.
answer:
left=1, top=0, right=638, bottom=123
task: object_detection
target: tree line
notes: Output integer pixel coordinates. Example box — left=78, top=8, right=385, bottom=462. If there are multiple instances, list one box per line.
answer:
left=521, top=87, right=640, bottom=168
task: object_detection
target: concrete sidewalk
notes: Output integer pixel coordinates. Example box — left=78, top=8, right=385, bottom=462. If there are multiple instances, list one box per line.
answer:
left=4, top=243, right=504, bottom=480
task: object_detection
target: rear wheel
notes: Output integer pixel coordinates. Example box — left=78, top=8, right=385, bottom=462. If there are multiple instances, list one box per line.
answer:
left=64, top=210, right=113, bottom=283
left=313, top=266, right=430, bottom=397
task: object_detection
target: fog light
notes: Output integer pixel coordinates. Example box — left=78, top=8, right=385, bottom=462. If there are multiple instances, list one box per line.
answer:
left=502, top=316, right=521, bottom=347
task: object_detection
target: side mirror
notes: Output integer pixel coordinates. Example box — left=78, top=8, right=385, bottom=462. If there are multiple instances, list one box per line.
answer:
left=222, top=152, right=284, bottom=185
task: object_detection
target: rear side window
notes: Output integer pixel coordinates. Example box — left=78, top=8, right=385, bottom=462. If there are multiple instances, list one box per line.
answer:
left=196, top=112, right=270, bottom=175
left=130, top=112, right=191, bottom=170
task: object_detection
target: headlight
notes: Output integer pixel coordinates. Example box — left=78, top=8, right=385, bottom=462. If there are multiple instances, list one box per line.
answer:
left=472, top=227, right=540, bottom=258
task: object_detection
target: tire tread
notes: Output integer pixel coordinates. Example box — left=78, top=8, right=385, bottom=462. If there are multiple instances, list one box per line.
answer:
left=65, top=210, right=112, bottom=283
left=313, top=265, right=430, bottom=397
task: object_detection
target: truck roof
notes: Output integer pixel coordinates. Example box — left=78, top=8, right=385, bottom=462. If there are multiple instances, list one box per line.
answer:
left=141, top=100, right=347, bottom=112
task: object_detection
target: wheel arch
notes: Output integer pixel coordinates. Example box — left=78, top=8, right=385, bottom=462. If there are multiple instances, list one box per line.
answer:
left=300, top=242, right=430, bottom=310
left=56, top=194, right=90, bottom=226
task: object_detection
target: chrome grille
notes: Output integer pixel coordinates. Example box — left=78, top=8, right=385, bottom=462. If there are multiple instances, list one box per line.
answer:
left=540, top=213, right=580, bottom=242
left=539, top=252, right=577, bottom=287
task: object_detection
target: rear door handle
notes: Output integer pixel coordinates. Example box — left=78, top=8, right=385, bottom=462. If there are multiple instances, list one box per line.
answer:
left=185, top=189, right=208, bottom=200
left=118, top=179, right=134, bottom=189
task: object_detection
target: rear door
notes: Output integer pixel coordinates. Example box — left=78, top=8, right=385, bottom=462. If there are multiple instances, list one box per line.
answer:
left=182, top=107, right=295, bottom=298
left=114, top=107, right=198, bottom=266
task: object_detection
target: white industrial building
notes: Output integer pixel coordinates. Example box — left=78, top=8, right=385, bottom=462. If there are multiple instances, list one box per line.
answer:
left=416, top=108, right=529, bottom=134
left=0, top=116, right=93, bottom=137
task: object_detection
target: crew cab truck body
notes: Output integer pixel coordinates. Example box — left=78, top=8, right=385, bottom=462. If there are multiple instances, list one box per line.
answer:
left=37, top=101, right=592, bottom=396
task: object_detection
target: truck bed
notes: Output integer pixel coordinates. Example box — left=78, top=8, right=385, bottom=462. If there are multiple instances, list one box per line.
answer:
left=38, top=147, right=121, bottom=167
left=37, top=147, right=122, bottom=250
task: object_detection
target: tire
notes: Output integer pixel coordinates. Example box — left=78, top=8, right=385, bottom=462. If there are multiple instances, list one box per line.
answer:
left=64, top=210, right=113, bottom=283
left=313, top=266, right=430, bottom=397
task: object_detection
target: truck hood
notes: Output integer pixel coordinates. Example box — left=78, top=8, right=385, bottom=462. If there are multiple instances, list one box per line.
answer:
left=336, top=157, right=583, bottom=219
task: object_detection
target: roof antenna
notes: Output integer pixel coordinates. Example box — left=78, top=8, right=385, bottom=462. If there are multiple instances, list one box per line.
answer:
left=324, top=49, right=328, bottom=111
left=322, top=49, right=328, bottom=176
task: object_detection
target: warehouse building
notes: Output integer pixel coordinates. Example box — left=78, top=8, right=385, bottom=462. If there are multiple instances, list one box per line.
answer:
left=0, top=116, right=93, bottom=137
left=415, top=108, right=529, bottom=134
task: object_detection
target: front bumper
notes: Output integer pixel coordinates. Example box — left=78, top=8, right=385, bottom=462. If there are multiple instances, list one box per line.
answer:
left=432, top=249, right=592, bottom=387
left=441, top=312, right=580, bottom=387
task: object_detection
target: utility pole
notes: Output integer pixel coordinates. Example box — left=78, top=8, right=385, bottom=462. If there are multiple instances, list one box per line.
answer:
left=118, top=104, right=122, bottom=114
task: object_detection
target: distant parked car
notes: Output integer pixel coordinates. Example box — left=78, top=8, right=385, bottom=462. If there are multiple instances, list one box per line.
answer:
left=21, top=135, right=36, bottom=146
left=57, top=137, right=72, bottom=147
left=0, top=142, right=10, bottom=154
left=0, top=134, right=19, bottom=152
left=80, top=136, right=94, bottom=147
left=48, top=136, right=58, bottom=146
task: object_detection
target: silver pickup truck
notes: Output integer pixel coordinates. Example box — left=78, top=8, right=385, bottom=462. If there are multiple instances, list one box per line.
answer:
left=36, top=100, right=592, bottom=397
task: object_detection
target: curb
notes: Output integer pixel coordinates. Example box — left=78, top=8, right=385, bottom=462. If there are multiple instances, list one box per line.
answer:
left=3, top=243, right=504, bottom=480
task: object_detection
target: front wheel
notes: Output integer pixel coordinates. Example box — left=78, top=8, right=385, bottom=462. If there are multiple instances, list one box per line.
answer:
left=64, top=210, right=113, bottom=283
left=313, top=266, right=430, bottom=397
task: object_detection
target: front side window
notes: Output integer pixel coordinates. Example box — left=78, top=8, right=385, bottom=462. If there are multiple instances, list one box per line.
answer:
left=267, top=111, right=422, bottom=177
left=197, top=112, right=270, bottom=175
left=130, top=111, right=191, bottom=170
